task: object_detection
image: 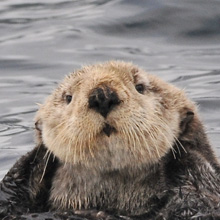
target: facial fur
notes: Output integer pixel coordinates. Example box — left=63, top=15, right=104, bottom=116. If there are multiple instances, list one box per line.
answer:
left=35, top=61, right=196, bottom=170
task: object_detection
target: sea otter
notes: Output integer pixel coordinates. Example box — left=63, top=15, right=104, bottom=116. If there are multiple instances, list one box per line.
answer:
left=0, top=61, right=220, bottom=220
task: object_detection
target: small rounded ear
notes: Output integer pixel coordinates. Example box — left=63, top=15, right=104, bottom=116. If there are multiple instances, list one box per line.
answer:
left=131, top=67, right=139, bottom=75
left=35, top=119, right=43, bottom=145
left=180, top=110, right=194, bottom=135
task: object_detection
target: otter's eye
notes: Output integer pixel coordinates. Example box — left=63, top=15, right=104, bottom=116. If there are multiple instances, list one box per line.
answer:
left=66, top=95, right=72, bottom=104
left=135, top=84, right=145, bottom=94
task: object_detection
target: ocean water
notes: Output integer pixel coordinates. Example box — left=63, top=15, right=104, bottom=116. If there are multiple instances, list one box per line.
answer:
left=0, top=0, right=220, bottom=179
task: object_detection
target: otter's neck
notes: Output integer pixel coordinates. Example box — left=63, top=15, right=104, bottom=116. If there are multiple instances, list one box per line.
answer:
left=49, top=162, right=161, bottom=215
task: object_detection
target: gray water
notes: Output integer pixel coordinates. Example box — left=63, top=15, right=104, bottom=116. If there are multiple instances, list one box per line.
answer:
left=0, top=0, right=220, bottom=179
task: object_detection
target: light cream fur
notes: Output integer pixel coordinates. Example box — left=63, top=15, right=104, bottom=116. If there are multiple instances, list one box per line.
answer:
left=35, top=61, right=196, bottom=170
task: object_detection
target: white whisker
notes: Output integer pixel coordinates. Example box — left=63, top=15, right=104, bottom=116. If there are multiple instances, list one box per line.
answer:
left=40, top=150, right=52, bottom=183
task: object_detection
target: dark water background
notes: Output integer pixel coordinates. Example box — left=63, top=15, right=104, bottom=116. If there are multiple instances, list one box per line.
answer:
left=0, top=0, right=220, bottom=179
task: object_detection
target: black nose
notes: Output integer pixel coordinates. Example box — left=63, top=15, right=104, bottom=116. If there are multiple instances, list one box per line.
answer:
left=88, top=87, right=120, bottom=118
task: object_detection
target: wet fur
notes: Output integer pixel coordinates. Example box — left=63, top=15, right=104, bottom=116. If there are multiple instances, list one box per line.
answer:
left=1, top=61, right=220, bottom=219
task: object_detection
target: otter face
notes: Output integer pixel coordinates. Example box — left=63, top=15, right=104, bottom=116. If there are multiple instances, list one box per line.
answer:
left=35, top=61, right=196, bottom=170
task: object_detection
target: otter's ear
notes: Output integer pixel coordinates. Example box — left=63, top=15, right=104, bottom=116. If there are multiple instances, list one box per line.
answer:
left=180, top=110, right=194, bottom=135
left=35, top=118, right=43, bottom=145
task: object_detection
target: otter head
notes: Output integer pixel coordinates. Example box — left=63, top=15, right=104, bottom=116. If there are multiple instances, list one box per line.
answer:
left=35, top=61, right=197, bottom=170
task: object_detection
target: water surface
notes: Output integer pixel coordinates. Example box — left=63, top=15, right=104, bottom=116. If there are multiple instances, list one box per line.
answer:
left=0, top=0, right=220, bottom=179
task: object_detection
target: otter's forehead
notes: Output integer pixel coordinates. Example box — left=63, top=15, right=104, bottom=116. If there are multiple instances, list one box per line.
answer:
left=60, top=61, right=150, bottom=92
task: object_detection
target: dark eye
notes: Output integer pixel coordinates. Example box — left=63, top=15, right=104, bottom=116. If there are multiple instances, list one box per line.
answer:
left=135, top=84, right=145, bottom=94
left=66, top=95, right=72, bottom=104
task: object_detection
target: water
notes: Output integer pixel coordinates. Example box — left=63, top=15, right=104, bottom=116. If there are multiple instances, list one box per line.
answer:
left=0, top=0, right=220, bottom=179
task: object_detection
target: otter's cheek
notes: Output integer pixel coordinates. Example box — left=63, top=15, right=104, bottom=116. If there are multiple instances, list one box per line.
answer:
left=41, top=124, right=55, bottom=148
left=41, top=124, right=67, bottom=161
left=164, top=110, right=180, bottom=137
left=41, top=121, right=62, bottom=147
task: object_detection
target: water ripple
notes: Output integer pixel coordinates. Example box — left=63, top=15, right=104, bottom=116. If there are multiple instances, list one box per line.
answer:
left=0, top=0, right=219, bottom=178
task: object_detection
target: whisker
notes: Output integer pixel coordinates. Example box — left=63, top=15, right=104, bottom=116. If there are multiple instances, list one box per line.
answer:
left=40, top=150, right=52, bottom=183
left=120, top=126, right=133, bottom=154
left=88, top=133, right=95, bottom=158
left=174, top=136, right=187, bottom=154
left=130, top=118, right=154, bottom=158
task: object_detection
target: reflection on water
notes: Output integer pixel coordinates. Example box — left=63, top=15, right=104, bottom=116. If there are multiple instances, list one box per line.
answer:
left=0, top=0, right=220, bottom=179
